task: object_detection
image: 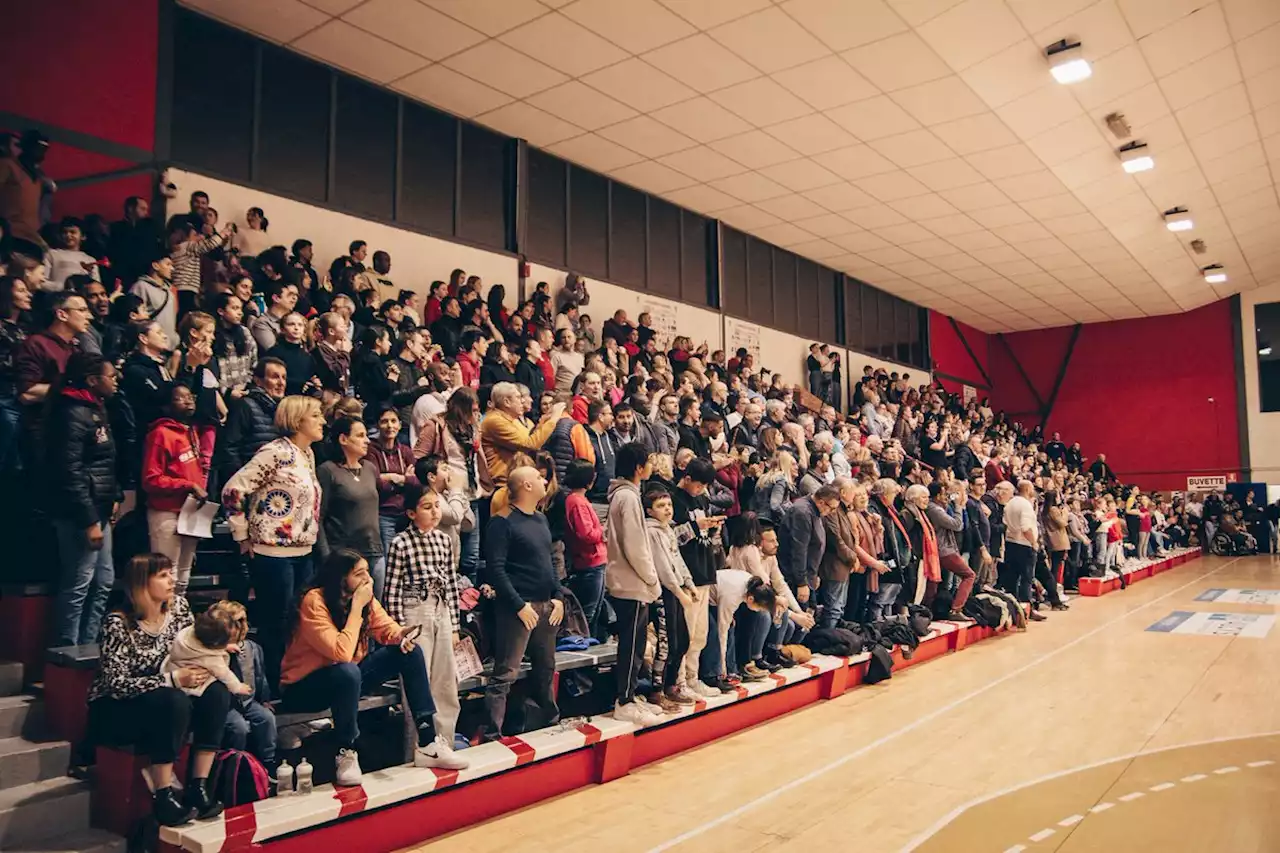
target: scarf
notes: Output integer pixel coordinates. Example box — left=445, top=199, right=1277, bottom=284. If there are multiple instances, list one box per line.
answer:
left=851, top=509, right=881, bottom=594
left=448, top=418, right=480, bottom=493
left=912, top=505, right=942, bottom=584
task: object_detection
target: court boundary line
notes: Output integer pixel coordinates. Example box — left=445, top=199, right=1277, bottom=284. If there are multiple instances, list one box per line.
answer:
left=645, top=556, right=1240, bottom=853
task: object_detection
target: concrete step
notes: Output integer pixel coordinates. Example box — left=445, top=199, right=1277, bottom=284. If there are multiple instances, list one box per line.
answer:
left=0, top=738, right=71, bottom=791
left=0, top=776, right=91, bottom=846
left=0, top=696, right=46, bottom=740
left=3, top=828, right=125, bottom=853
left=0, top=662, right=22, bottom=698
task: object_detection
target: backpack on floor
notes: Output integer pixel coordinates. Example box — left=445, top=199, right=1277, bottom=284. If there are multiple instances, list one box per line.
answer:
left=211, top=748, right=270, bottom=807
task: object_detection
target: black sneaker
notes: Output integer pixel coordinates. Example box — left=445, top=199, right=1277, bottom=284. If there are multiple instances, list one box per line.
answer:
left=153, top=788, right=195, bottom=828
left=707, top=677, right=736, bottom=693
left=755, top=657, right=782, bottom=673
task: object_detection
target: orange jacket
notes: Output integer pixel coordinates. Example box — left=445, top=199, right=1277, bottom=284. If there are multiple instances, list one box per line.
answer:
left=142, top=418, right=206, bottom=513
left=280, top=588, right=402, bottom=686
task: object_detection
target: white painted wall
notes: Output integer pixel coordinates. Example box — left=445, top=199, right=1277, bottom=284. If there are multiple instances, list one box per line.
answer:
left=166, top=169, right=520, bottom=301
left=1238, top=285, right=1280, bottom=481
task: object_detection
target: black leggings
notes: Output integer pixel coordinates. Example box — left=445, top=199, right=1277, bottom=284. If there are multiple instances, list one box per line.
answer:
left=89, top=682, right=232, bottom=766
left=651, top=587, right=689, bottom=691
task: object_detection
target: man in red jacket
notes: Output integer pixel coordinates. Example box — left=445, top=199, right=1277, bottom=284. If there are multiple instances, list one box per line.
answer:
left=142, top=383, right=208, bottom=596
left=456, top=329, right=487, bottom=391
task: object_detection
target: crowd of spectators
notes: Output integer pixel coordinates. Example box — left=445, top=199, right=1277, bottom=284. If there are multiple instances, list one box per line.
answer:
left=0, top=146, right=1237, bottom=829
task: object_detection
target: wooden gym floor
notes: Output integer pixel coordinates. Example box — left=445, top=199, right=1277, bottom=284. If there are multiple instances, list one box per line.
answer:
left=407, top=554, right=1280, bottom=853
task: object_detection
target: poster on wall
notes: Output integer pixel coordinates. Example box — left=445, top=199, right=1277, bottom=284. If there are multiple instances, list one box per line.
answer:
left=724, top=317, right=761, bottom=364
left=962, top=384, right=977, bottom=404
left=1187, top=475, right=1229, bottom=491
left=637, top=297, right=678, bottom=350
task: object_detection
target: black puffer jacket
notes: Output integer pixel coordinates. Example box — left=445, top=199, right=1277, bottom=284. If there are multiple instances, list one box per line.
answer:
left=220, top=386, right=279, bottom=477
left=45, top=389, right=120, bottom=527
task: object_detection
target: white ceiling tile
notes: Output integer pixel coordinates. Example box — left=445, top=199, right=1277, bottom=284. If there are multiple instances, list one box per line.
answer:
left=298, top=0, right=364, bottom=13
left=1200, top=142, right=1268, bottom=184
left=802, top=182, right=880, bottom=211
left=1117, top=0, right=1208, bottom=39
left=709, top=171, right=793, bottom=202
left=1236, top=20, right=1280, bottom=77
left=868, top=129, right=956, bottom=167
left=497, top=13, right=629, bottom=76
left=916, top=0, right=1027, bottom=71
left=965, top=144, right=1046, bottom=179
left=597, top=115, right=697, bottom=157
left=190, top=0, right=330, bottom=40
left=394, top=65, right=514, bottom=117
left=765, top=114, right=859, bottom=156
left=930, top=112, right=1020, bottom=154
left=708, top=130, right=804, bottom=169
left=443, top=40, right=568, bottom=98
left=888, top=193, right=962, bottom=219
left=789, top=238, right=849, bottom=260
left=1007, top=0, right=1098, bottom=32
left=781, top=0, right=910, bottom=51
left=968, top=244, right=1024, bottom=264
left=610, top=160, right=700, bottom=193
left=643, top=34, right=762, bottom=93
left=423, top=0, right=548, bottom=35
left=959, top=40, right=1053, bottom=109
left=1137, top=3, right=1232, bottom=77
left=1068, top=45, right=1155, bottom=111
left=526, top=81, right=638, bottom=130
left=1158, top=47, right=1243, bottom=112
left=1226, top=0, right=1280, bottom=45
left=792, top=213, right=862, bottom=237
left=919, top=213, right=986, bottom=235
left=658, top=145, right=750, bottom=180
left=1019, top=193, right=1089, bottom=218
left=650, top=97, right=753, bottom=143
left=716, top=204, right=782, bottom=229
left=897, top=237, right=960, bottom=257
left=709, top=77, right=814, bottom=125
left=844, top=205, right=910, bottom=228
left=1044, top=212, right=1107, bottom=236
left=1034, top=0, right=1135, bottom=60
left=710, top=6, right=830, bottom=73
left=562, top=0, right=696, bottom=53
left=759, top=159, right=845, bottom=192
left=826, top=96, right=923, bottom=140
left=751, top=222, right=819, bottom=246
left=1052, top=146, right=1127, bottom=190
left=477, top=101, right=583, bottom=146
left=343, top=0, right=487, bottom=61
left=813, top=145, right=900, bottom=180
left=969, top=203, right=1034, bottom=228
left=939, top=181, right=1014, bottom=211
left=995, top=83, right=1082, bottom=138
left=843, top=33, right=953, bottom=91
left=772, top=56, right=881, bottom=111
left=855, top=170, right=934, bottom=201
left=831, top=230, right=891, bottom=252
left=1248, top=67, right=1280, bottom=111
left=1175, top=83, right=1252, bottom=139
left=662, top=183, right=743, bottom=213
left=292, top=19, right=429, bottom=82
left=907, top=157, right=988, bottom=190
left=656, top=0, right=773, bottom=29
left=581, top=58, right=697, bottom=111
left=755, top=193, right=830, bottom=220
left=1024, top=114, right=1107, bottom=165
left=890, top=76, right=990, bottom=125
left=861, top=245, right=919, bottom=264
left=887, top=0, right=965, bottom=26
left=993, top=170, right=1069, bottom=202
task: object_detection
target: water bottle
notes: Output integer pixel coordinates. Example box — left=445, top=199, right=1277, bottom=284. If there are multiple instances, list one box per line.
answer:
left=275, top=760, right=293, bottom=796
left=295, top=758, right=313, bottom=794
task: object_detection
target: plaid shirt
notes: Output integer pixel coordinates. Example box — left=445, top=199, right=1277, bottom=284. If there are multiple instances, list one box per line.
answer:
left=385, top=525, right=461, bottom=632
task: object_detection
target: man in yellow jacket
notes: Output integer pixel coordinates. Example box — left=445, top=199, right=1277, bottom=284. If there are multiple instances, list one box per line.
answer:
left=480, top=382, right=565, bottom=489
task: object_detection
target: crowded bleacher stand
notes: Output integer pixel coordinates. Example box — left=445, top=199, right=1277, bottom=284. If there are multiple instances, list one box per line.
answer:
left=0, top=145, right=1263, bottom=830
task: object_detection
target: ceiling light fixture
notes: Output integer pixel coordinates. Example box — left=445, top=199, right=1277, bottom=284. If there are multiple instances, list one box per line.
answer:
left=1119, top=141, right=1154, bottom=173
left=1203, top=264, right=1227, bottom=284
left=1104, top=112, right=1132, bottom=140
left=1260, top=343, right=1273, bottom=357
left=1047, top=40, right=1092, bottom=84
left=1163, top=207, right=1193, bottom=232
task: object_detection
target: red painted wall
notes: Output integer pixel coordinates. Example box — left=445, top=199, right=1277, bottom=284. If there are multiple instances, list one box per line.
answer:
left=928, top=311, right=990, bottom=390
left=0, top=0, right=158, bottom=152
left=986, top=301, right=1240, bottom=491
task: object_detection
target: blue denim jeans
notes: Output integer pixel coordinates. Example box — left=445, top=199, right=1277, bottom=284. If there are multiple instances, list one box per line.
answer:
left=0, top=392, right=21, bottom=472
left=736, top=604, right=770, bottom=665
left=873, top=582, right=902, bottom=621
left=565, top=565, right=605, bottom=639
left=701, top=604, right=723, bottom=680
left=282, top=644, right=434, bottom=746
left=52, top=517, right=114, bottom=646
left=250, top=553, right=314, bottom=693
left=378, top=514, right=402, bottom=558
left=819, top=579, right=849, bottom=629
left=224, top=698, right=278, bottom=769
left=458, top=513, right=481, bottom=581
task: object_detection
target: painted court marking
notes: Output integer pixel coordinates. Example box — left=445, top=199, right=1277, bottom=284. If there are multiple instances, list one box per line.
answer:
left=645, top=555, right=1236, bottom=853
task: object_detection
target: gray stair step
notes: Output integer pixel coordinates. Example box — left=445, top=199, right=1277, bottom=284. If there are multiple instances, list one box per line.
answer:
left=0, top=661, right=22, bottom=698
left=0, top=776, right=91, bottom=846
left=3, top=828, right=125, bottom=853
left=0, top=696, right=45, bottom=740
left=0, top=738, right=71, bottom=791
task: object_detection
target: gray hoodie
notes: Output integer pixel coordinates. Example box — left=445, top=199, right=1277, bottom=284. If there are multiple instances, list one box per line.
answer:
left=646, top=517, right=694, bottom=593
left=605, top=478, right=660, bottom=602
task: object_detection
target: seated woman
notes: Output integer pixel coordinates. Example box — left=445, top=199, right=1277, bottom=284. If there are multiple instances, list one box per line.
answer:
left=87, top=554, right=229, bottom=827
left=278, top=549, right=467, bottom=787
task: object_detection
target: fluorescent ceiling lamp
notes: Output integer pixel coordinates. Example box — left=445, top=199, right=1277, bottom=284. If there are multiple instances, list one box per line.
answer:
left=1164, top=208, right=1193, bottom=232
left=1261, top=346, right=1273, bottom=356
left=1047, top=41, right=1091, bottom=84
left=1119, top=142, right=1154, bottom=173
left=1203, top=264, right=1227, bottom=284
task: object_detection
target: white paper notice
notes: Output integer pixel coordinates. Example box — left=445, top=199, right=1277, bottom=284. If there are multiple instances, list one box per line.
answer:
left=177, top=496, right=219, bottom=539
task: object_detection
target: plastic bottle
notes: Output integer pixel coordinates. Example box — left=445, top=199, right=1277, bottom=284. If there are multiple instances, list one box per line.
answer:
left=295, top=758, right=313, bottom=794
left=275, top=760, right=293, bottom=796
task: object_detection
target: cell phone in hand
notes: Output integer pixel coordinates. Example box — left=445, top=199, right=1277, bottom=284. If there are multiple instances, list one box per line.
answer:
left=401, top=624, right=422, bottom=642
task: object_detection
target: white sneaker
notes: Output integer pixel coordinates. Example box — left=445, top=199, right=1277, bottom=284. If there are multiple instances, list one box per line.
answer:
left=690, top=680, right=720, bottom=699
left=335, top=748, right=363, bottom=787
left=613, top=701, right=649, bottom=725
left=415, top=735, right=469, bottom=770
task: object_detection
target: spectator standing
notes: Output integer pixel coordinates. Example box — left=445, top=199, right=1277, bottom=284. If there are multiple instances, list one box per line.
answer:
left=15, top=290, right=89, bottom=462
left=266, top=312, right=315, bottom=396
left=211, top=293, right=258, bottom=398
left=47, top=218, right=101, bottom=290
left=0, top=276, right=33, bottom=470
left=250, top=280, right=300, bottom=353
left=316, top=417, right=385, bottom=600
left=130, top=250, right=179, bottom=344
left=1003, top=480, right=1043, bottom=620
left=219, top=356, right=284, bottom=483
left=142, top=384, right=209, bottom=598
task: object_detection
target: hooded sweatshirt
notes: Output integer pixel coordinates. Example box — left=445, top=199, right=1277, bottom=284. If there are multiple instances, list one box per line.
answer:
left=646, top=517, right=694, bottom=593
left=605, top=478, right=659, bottom=603
left=161, top=625, right=246, bottom=697
left=142, top=417, right=206, bottom=513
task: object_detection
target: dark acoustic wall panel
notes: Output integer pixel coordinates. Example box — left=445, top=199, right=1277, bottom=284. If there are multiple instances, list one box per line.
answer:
left=258, top=46, right=330, bottom=201
left=526, top=149, right=566, bottom=267
left=648, top=196, right=680, bottom=299
left=681, top=212, right=711, bottom=307
left=748, top=237, right=772, bottom=322
left=568, top=167, right=608, bottom=278
left=609, top=182, right=646, bottom=289
left=722, top=227, right=747, bottom=317
left=172, top=12, right=254, bottom=181
left=773, top=248, right=797, bottom=334
left=399, top=102, right=457, bottom=237
left=458, top=123, right=509, bottom=250
left=333, top=76, right=396, bottom=220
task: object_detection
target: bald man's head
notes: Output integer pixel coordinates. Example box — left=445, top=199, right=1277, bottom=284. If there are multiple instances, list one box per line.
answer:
left=508, top=465, right=547, bottom=509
